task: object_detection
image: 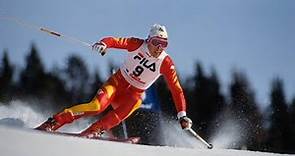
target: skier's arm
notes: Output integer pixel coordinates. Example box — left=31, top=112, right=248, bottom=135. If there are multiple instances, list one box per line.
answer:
left=160, top=56, right=192, bottom=130
left=100, top=37, right=144, bottom=52
left=92, top=37, right=144, bottom=55
left=160, top=56, right=187, bottom=117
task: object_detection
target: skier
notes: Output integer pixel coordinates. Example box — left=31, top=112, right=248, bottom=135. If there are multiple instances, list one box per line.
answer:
left=36, top=24, right=193, bottom=138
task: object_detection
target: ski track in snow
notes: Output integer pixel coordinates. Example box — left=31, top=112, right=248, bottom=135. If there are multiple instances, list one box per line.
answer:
left=0, top=100, right=292, bottom=156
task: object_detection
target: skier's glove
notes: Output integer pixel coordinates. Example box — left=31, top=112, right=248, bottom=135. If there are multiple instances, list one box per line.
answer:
left=92, top=41, right=107, bottom=56
left=179, top=116, right=192, bottom=130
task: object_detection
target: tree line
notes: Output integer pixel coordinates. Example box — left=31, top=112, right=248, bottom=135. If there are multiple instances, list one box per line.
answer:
left=0, top=44, right=295, bottom=154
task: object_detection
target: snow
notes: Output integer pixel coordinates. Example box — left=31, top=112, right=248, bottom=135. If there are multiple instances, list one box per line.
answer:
left=0, top=101, right=292, bottom=156
left=0, top=125, right=290, bottom=156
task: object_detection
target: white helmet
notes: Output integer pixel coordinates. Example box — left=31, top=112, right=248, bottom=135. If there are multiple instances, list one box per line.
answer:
left=148, top=24, right=168, bottom=39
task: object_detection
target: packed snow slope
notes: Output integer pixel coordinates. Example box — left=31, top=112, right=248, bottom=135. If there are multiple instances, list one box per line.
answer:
left=0, top=125, right=290, bottom=156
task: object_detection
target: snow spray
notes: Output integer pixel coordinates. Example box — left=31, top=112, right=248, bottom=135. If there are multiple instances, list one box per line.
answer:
left=0, top=100, right=95, bottom=132
left=0, top=100, right=47, bottom=128
left=210, top=118, right=245, bottom=149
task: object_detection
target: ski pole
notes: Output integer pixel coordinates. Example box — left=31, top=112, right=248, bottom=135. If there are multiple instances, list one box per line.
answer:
left=0, top=15, right=106, bottom=55
left=187, top=128, right=213, bottom=149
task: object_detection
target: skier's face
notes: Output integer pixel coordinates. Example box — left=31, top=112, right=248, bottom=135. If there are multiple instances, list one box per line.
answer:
left=147, top=37, right=168, bottom=58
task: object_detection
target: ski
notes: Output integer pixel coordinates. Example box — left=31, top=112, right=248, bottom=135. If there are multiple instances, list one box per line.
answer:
left=38, top=130, right=140, bottom=144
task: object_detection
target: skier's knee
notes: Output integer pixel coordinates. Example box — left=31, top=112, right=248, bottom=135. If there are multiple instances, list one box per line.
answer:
left=65, top=98, right=101, bottom=114
left=87, top=98, right=101, bottom=112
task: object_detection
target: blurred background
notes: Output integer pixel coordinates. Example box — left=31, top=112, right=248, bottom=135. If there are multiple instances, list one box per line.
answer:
left=0, top=0, right=295, bottom=154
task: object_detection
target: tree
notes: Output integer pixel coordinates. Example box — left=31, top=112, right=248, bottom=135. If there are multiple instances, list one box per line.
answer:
left=43, top=66, right=72, bottom=111
left=228, top=71, right=264, bottom=150
left=289, top=97, right=295, bottom=153
left=19, top=44, right=47, bottom=98
left=186, top=62, right=206, bottom=133
left=186, top=62, right=225, bottom=137
left=0, top=50, right=14, bottom=102
left=289, top=98, right=295, bottom=152
left=64, top=54, right=90, bottom=103
left=205, top=67, right=226, bottom=134
left=267, top=78, right=293, bottom=153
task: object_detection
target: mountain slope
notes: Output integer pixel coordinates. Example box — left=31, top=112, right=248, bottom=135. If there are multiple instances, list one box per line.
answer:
left=0, top=125, right=289, bottom=156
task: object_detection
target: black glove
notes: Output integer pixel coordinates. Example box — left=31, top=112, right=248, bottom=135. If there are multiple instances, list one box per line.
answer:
left=179, top=116, right=192, bottom=130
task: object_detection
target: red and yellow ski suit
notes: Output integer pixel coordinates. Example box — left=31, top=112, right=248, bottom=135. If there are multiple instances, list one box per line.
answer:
left=53, top=37, right=187, bottom=135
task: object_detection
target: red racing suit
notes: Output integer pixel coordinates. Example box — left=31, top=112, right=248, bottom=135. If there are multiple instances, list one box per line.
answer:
left=53, top=37, right=187, bottom=135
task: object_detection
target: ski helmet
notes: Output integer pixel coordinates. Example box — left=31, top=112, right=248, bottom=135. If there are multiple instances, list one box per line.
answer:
left=148, top=24, right=168, bottom=39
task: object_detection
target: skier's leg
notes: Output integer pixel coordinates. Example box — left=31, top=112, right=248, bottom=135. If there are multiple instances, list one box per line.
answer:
left=80, top=93, right=143, bottom=138
left=35, top=82, right=117, bottom=131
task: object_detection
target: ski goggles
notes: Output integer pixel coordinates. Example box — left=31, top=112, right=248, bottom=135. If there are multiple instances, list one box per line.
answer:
left=149, top=37, right=168, bottom=48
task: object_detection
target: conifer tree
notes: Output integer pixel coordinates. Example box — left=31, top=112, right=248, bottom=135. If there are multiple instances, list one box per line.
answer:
left=228, top=71, right=264, bottom=150
left=19, top=44, right=47, bottom=97
left=267, top=78, right=293, bottom=153
left=64, top=54, right=90, bottom=103
left=0, top=50, right=14, bottom=102
left=187, top=62, right=225, bottom=137
left=289, top=98, right=295, bottom=152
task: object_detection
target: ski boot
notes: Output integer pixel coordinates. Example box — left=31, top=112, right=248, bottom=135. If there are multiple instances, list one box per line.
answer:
left=35, top=117, right=63, bottom=132
left=35, top=111, right=74, bottom=132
